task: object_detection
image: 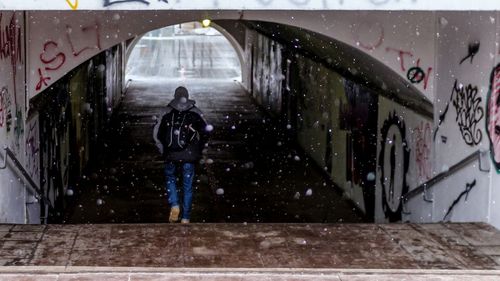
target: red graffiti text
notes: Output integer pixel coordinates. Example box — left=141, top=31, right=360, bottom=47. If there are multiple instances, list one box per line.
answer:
left=0, top=13, right=23, bottom=101
left=36, top=22, right=101, bottom=92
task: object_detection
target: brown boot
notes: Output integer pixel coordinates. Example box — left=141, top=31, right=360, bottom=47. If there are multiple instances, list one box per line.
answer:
left=169, top=206, right=180, bottom=223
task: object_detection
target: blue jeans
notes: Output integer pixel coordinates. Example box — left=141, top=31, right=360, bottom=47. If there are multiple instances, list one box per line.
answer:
left=165, top=162, right=195, bottom=220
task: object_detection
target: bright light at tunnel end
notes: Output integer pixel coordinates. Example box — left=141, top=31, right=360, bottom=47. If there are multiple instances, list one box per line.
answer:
left=202, top=19, right=211, bottom=28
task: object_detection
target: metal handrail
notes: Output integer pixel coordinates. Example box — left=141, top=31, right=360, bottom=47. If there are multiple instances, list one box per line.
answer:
left=402, top=149, right=490, bottom=203
left=0, top=146, right=52, bottom=223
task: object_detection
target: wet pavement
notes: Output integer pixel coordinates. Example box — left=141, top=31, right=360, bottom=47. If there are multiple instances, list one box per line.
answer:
left=63, top=78, right=363, bottom=224
left=0, top=222, right=500, bottom=279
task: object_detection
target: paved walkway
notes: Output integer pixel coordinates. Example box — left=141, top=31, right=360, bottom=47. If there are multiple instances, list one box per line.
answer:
left=1, top=223, right=500, bottom=270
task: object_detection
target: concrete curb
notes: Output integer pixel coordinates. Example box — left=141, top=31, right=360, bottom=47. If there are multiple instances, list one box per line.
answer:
left=0, top=266, right=500, bottom=275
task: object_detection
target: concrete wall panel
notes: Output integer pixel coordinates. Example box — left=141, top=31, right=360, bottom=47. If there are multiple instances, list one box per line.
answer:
left=375, top=96, right=433, bottom=222
left=434, top=12, right=495, bottom=172
left=0, top=11, right=31, bottom=223
left=432, top=165, right=489, bottom=223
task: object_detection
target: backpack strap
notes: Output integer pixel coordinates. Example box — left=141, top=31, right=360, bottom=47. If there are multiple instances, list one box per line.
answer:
left=168, top=109, right=176, bottom=147
left=153, top=106, right=175, bottom=154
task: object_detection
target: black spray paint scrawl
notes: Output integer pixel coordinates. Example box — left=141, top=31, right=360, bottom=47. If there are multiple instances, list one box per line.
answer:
left=443, top=179, right=476, bottom=221
left=378, top=111, right=410, bottom=222
left=434, top=79, right=484, bottom=146
left=459, top=41, right=480, bottom=65
left=451, top=80, right=484, bottom=146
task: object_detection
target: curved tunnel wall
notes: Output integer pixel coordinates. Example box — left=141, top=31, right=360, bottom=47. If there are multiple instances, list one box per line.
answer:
left=28, top=45, right=124, bottom=223
left=244, top=27, right=434, bottom=221
left=27, top=10, right=435, bottom=102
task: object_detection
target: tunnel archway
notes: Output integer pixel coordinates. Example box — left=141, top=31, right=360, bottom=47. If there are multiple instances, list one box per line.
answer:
left=125, top=22, right=245, bottom=82
left=26, top=10, right=436, bottom=224
left=29, top=10, right=434, bottom=112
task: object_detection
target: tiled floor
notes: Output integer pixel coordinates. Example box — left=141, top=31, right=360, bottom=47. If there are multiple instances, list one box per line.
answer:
left=0, top=223, right=500, bottom=270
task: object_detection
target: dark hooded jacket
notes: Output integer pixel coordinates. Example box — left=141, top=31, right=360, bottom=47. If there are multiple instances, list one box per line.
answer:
left=156, top=98, right=208, bottom=162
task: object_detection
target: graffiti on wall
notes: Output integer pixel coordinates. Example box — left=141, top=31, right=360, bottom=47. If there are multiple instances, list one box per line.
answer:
left=66, top=0, right=78, bottom=9
left=25, top=118, right=40, bottom=182
left=36, top=22, right=101, bottom=91
left=0, top=87, right=21, bottom=148
left=351, top=22, right=384, bottom=51
left=106, top=0, right=419, bottom=9
left=0, top=87, right=12, bottom=131
left=100, top=0, right=417, bottom=7
left=350, top=21, right=431, bottom=92
left=451, top=80, right=483, bottom=146
left=443, top=179, right=476, bottom=221
left=434, top=80, right=484, bottom=146
left=385, top=47, right=433, bottom=90
left=378, top=111, right=410, bottom=222
left=0, top=13, right=24, bottom=153
left=487, top=63, right=500, bottom=173
left=412, top=121, right=432, bottom=181
left=459, top=41, right=480, bottom=65
left=0, top=13, right=23, bottom=97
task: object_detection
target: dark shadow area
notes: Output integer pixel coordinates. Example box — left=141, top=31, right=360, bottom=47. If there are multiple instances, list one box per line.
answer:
left=63, top=78, right=365, bottom=223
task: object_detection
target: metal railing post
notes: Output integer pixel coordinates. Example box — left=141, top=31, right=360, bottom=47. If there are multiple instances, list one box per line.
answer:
left=0, top=146, right=53, bottom=224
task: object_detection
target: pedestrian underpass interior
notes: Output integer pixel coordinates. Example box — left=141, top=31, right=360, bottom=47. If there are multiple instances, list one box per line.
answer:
left=26, top=18, right=434, bottom=225
left=2, top=6, right=500, bottom=274
left=2, top=9, right=500, bottom=228
left=39, top=22, right=368, bottom=224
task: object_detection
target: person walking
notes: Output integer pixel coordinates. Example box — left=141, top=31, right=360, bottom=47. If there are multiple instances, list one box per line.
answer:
left=155, top=86, right=209, bottom=223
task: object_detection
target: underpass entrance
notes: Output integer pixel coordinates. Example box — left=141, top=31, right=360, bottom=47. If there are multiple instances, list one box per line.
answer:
left=59, top=22, right=366, bottom=224
left=2, top=9, right=500, bottom=276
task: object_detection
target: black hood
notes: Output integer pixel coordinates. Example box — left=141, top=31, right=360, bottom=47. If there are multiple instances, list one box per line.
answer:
left=168, top=98, right=196, bottom=112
